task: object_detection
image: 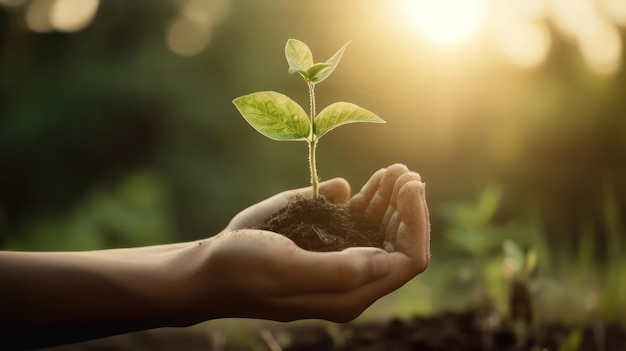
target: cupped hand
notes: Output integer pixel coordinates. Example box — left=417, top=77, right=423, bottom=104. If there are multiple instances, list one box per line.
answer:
left=192, top=164, right=429, bottom=323
left=350, top=163, right=430, bottom=270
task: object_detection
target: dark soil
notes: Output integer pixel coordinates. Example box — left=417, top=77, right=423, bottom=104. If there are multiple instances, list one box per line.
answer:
left=280, top=309, right=626, bottom=351
left=40, top=310, right=626, bottom=351
left=255, top=196, right=384, bottom=252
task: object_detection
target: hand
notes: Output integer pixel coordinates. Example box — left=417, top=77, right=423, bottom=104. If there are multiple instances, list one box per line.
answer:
left=346, top=163, right=430, bottom=303
left=187, top=164, right=430, bottom=323
left=0, top=164, right=429, bottom=348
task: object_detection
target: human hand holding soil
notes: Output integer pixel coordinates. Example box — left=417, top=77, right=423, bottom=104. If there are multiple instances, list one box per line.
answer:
left=0, top=164, right=429, bottom=349
left=196, top=163, right=430, bottom=323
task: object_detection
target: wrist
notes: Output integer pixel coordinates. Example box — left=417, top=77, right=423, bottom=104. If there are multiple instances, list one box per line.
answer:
left=160, top=238, right=217, bottom=327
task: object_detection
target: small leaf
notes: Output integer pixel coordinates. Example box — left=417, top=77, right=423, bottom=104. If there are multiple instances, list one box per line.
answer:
left=233, top=91, right=310, bottom=141
left=307, top=41, right=350, bottom=84
left=285, top=39, right=314, bottom=75
left=314, top=102, right=385, bottom=138
left=305, top=63, right=333, bottom=83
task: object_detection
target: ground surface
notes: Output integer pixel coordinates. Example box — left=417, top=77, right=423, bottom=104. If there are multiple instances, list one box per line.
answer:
left=40, top=310, right=626, bottom=350
left=280, top=310, right=626, bottom=351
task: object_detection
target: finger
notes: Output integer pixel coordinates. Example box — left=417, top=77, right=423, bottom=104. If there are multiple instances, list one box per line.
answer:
left=391, top=172, right=422, bottom=206
left=283, top=177, right=350, bottom=202
left=271, top=247, right=391, bottom=295
left=348, top=168, right=385, bottom=213
left=319, top=177, right=351, bottom=204
left=421, top=184, right=431, bottom=264
left=363, top=164, right=409, bottom=223
left=381, top=172, right=423, bottom=249
left=266, top=252, right=416, bottom=323
left=396, top=181, right=430, bottom=272
left=282, top=177, right=350, bottom=204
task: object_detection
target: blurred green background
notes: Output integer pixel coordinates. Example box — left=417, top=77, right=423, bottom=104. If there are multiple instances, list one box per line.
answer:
left=1, top=0, right=625, bottom=325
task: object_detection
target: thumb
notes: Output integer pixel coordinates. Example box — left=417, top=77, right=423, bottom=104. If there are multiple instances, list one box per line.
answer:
left=317, top=177, right=351, bottom=204
left=282, top=247, right=391, bottom=294
left=341, top=247, right=392, bottom=281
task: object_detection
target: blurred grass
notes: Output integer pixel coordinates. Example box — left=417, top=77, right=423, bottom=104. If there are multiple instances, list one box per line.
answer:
left=4, top=171, right=174, bottom=251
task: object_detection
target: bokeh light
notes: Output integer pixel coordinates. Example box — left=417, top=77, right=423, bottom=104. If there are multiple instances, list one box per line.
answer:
left=492, top=18, right=551, bottom=69
left=25, top=0, right=54, bottom=33
left=578, top=14, right=622, bottom=75
left=12, top=0, right=626, bottom=74
left=50, top=0, right=99, bottom=32
left=598, top=0, right=626, bottom=27
left=165, top=0, right=230, bottom=57
left=25, top=0, right=98, bottom=33
left=166, top=16, right=213, bottom=57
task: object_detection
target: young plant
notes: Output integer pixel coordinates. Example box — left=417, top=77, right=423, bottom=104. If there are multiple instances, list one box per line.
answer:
left=233, top=39, right=385, bottom=199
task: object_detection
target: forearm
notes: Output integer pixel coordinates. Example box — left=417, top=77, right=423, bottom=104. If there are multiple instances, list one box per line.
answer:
left=0, top=243, right=206, bottom=349
left=86, top=239, right=205, bottom=258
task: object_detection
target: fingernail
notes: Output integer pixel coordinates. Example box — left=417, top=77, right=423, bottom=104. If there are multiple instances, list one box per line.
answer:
left=371, top=250, right=391, bottom=277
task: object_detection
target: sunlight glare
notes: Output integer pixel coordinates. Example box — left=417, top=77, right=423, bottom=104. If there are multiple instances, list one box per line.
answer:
left=402, top=0, right=485, bottom=44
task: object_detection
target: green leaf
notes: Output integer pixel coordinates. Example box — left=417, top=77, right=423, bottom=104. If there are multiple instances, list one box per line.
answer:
left=233, top=91, right=310, bottom=141
left=285, top=39, right=314, bottom=75
left=307, top=41, right=350, bottom=84
left=314, top=102, right=385, bottom=138
left=305, top=63, right=333, bottom=83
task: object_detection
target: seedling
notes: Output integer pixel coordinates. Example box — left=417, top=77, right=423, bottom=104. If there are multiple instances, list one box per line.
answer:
left=233, top=39, right=385, bottom=199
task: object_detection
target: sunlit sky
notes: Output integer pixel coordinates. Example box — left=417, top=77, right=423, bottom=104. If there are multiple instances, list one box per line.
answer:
left=2, top=0, right=625, bottom=75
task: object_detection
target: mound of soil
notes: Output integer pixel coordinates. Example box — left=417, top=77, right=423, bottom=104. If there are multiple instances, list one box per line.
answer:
left=256, top=196, right=384, bottom=252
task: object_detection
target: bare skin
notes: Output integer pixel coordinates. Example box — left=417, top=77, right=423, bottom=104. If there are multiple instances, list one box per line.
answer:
left=0, top=163, right=430, bottom=350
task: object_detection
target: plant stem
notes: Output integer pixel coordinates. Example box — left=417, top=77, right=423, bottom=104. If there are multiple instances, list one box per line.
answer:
left=309, top=138, right=319, bottom=199
left=307, top=81, right=319, bottom=199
